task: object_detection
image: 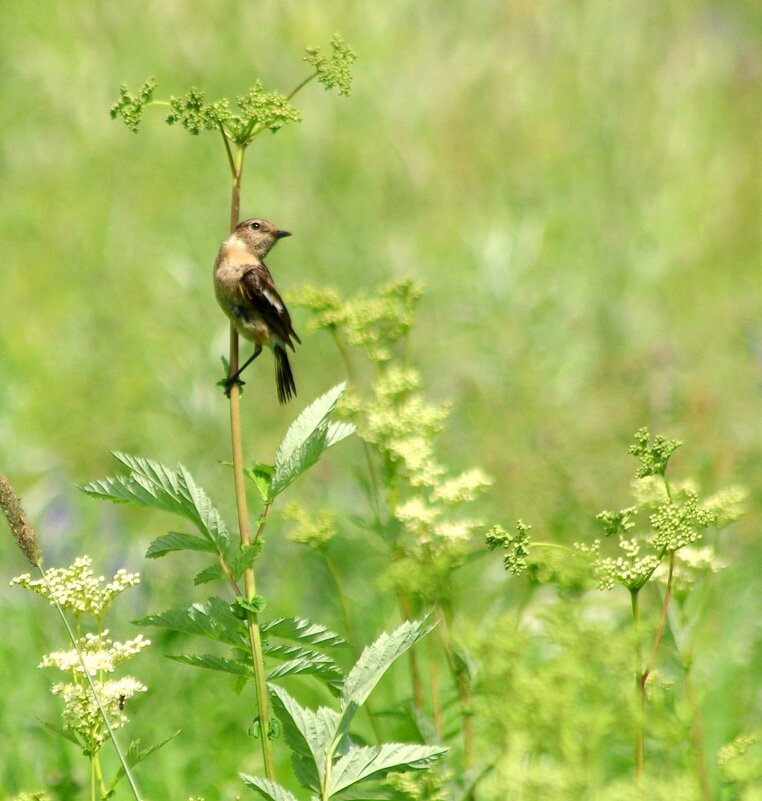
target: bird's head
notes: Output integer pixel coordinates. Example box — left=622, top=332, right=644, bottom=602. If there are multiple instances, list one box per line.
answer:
left=233, top=218, right=291, bottom=259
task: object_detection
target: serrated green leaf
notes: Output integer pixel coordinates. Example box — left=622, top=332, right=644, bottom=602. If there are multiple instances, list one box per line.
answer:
left=326, top=420, right=356, bottom=448
left=80, top=454, right=231, bottom=556
left=270, top=685, right=339, bottom=789
left=338, top=619, right=434, bottom=735
left=234, top=595, right=268, bottom=616
left=37, top=718, right=82, bottom=747
left=145, top=531, right=214, bottom=558
left=110, top=731, right=180, bottom=790
left=241, top=775, right=300, bottom=801
left=270, top=383, right=353, bottom=497
left=194, top=563, right=225, bottom=585
left=246, top=463, right=274, bottom=502
left=169, top=653, right=254, bottom=676
left=134, top=597, right=245, bottom=645
left=266, top=653, right=343, bottom=694
left=229, top=541, right=264, bottom=580
left=329, top=743, right=449, bottom=794
left=261, top=616, right=346, bottom=648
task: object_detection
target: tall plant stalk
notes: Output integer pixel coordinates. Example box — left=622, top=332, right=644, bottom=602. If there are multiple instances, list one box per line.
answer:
left=222, top=138, right=276, bottom=779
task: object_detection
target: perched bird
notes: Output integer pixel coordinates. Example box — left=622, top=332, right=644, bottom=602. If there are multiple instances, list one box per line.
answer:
left=213, top=217, right=301, bottom=403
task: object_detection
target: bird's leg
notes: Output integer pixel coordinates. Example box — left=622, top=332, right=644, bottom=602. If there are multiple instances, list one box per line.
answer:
left=220, top=344, right=263, bottom=397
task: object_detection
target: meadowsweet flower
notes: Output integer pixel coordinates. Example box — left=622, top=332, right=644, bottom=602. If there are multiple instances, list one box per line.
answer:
left=11, top=556, right=139, bottom=618
left=284, top=503, right=337, bottom=549
left=40, top=632, right=150, bottom=675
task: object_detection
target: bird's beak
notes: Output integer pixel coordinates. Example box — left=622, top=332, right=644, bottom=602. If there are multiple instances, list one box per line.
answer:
left=274, top=229, right=292, bottom=239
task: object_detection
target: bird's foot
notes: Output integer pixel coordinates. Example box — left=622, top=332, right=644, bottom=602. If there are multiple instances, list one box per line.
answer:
left=218, top=375, right=246, bottom=398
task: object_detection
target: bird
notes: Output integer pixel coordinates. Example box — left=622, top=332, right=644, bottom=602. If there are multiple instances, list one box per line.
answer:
left=213, top=217, right=301, bottom=403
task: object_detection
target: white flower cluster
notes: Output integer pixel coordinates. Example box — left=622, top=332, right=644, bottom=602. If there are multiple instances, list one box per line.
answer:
left=51, top=675, right=147, bottom=747
left=39, top=631, right=150, bottom=675
left=11, top=555, right=140, bottom=617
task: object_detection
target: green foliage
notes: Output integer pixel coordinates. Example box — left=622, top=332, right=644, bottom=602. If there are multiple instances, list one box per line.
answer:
left=267, top=383, right=355, bottom=500
left=136, top=600, right=346, bottom=692
left=79, top=386, right=354, bottom=707
left=242, top=619, right=447, bottom=801
left=80, top=453, right=232, bottom=560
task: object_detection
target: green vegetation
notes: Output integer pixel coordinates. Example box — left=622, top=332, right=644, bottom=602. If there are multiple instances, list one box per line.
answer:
left=0, top=2, right=760, bottom=800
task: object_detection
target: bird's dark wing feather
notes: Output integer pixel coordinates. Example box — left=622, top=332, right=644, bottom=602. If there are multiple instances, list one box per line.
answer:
left=239, top=263, right=301, bottom=349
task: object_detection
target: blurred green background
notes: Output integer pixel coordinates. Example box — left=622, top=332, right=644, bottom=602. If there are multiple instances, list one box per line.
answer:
left=1, top=0, right=760, bottom=798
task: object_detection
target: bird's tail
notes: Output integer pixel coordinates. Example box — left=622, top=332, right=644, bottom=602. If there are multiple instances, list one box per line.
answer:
left=274, top=345, right=296, bottom=404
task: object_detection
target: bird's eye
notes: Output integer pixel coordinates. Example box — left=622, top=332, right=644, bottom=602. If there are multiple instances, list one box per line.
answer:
left=250, top=221, right=261, bottom=230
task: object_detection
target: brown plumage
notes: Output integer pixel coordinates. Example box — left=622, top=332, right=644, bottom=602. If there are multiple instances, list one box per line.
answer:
left=213, top=218, right=301, bottom=403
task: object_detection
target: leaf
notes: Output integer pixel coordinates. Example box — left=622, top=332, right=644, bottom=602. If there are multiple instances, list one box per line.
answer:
left=234, top=595, right=268, bottom=616
left=329, top=743, right=449, bottom=794
left=229, top=541, right=265, bottom=580
left=80, top=454, right=231, bottom=557
left=134, top=597, right=245, bottom=645
left=37, top=718, right=82, bottom=747
left=338, top=618, right=434, bottom=735
left=270, top=685, right=339, bottom=789
left=194, top=563, right=225, bottom=585
left=246, top=463, right=274, bottom=502
left=270, top=383, right=355, bottom=497
left=110, top=731, right=180, bottom=788
left=240, top=775, right=300, bottom=801
left=168, top=653, right=254, bottom=677
left=145, top=531, right=214, bottom=558
left=261, top=616, right=346, bottom=648
left=326, top=420, right=356, bottom=449
left=266, top=653, right=343, bottom=694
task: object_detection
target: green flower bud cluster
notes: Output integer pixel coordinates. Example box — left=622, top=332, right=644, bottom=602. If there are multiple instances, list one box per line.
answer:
left=305, top=34, right=357, bottom=96
left=486, top=521, right=532, bottom=576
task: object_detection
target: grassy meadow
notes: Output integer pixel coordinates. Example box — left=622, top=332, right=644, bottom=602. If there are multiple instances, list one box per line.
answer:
left=0, top=1, right=760, bottom=798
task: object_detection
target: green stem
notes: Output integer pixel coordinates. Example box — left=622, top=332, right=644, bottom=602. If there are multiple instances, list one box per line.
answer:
left=642, top=552, right=675, bottom=686
left=225, top=143, right=276, bottom=780
left=330, top=329, right=385, bottom=528
left=398, top=591, right=425, bottom=711
left=437, top=603, right=473, bottom=768
left=38, top=567, right=143, bottom=800
left=630, top=588, right=645, bottom=784
left=323, top=552, right=383, bottom=741
left=428, top=628, right=443, bottom=738
left=93, top=753, right=107, bottom=798
left=684, top=663, right=712, bottom=801
left=287, top=71, right=318, bottom=101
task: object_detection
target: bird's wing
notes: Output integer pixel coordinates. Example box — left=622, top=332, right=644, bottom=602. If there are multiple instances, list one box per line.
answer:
left=239, top=263, right=301, bottom=349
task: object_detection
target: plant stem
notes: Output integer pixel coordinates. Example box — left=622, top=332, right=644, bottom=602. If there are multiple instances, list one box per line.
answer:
left=428, top=629, right=443, bottom=738
left=642, top=553, right=675, bottom=686
left=437, top=603, right=473, bottom=768
left=630, top=588, right=645, bottom=783
left=39, top=567, right=143, bottom=800
left=224, top=138, right=276, bottom=780
left=398, top=591, right=425, bottom=711
left=684, top=664, right=712, bottom=801
left=323, top=551, right=383, bottom=741
left=330, top=329, right=385, bottom=528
